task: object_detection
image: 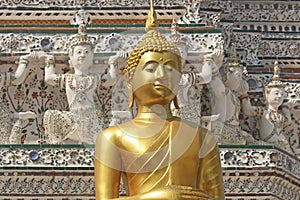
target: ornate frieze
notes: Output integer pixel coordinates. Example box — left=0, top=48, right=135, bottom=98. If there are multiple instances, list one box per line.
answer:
left=0, top=31, right=223, bottom=54
left=0, top=145, right=298, bottom=199
left=0, top=0, right=192, bottom=8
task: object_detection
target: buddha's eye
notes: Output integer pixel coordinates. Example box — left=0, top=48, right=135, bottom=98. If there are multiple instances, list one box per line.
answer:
left=145, top=67, right=155, bottom=73
left=165, top=64, right=173, bottom=72
left=144, top=62, right=158, bottom=73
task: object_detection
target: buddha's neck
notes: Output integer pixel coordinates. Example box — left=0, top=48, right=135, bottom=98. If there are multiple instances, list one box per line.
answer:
left=135, top=104, right=173, bottom=121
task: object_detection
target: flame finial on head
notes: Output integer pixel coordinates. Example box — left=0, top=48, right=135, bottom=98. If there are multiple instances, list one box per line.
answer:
left=266, top=61, right=286, bottom=88
left=123, top=0, right=181, bottom=75
left=226, top=43, right=241, bottom=69
left=68, top=10, right=94, bottom=51
left=145, top=0, right=159, bottom=32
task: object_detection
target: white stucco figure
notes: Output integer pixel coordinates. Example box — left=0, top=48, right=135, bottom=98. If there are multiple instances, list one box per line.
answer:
left=237, top=61, right=295, bottom=153
left=209, top=44, right=255, bottom=144
left=43, top=23, right=125, bottom=144
left=169, top=19, right=223, bottom=124
left=0, top=53, right=36, bottom=144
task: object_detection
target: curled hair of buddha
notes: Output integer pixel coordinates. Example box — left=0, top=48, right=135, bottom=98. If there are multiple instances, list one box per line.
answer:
left=123, top=0, right=181, bottom=75
left=124, top=30, right=182, bottom=75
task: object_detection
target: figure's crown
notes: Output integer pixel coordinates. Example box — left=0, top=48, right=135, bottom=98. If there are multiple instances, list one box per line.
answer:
left=226, top=43, right=243, bottom=69
left=267, top=61, right=286, bottom=88
left=123, top=0, right=181, bottom=74
left=68, top=10, right=94, bottom=50
left=68, top=23, right=95, bottom=50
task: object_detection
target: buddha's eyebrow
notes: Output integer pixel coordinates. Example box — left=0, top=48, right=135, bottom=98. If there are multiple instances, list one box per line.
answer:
left=142, top=61, right=158, bottom=69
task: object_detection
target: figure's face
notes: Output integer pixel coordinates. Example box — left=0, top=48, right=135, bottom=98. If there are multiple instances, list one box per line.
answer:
left=130, top=51, right=181, bottom=106
left=266, top=87, right=285, bottom=108
left=226, top=67, right=243, bottom=91
left=69, top=44, right=94, bottom=71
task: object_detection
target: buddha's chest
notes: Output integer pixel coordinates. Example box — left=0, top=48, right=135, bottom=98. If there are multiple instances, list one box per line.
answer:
left=119, top=132, right=200, bottom=174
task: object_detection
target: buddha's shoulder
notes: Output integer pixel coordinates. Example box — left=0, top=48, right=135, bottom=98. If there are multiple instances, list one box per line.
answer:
left=100, top=125, right=124, bottom=137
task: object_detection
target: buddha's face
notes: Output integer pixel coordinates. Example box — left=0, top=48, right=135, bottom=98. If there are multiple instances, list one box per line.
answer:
left=226, top=67, right=243, bottom=91
left=266, top=87, right=285, bottom=109
left=69, top=44, right=94, bottom=71
left=130, top=51, right=181, bottom=106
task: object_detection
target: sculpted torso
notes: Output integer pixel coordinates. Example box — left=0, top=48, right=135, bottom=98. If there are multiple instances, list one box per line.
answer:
left=101, top=118, right=203, bottom=195
left=64, top=74, right=98, bottom=110
left=259, top=87, right=289, bottom=143
left=258, top=110, right=286, bottom=142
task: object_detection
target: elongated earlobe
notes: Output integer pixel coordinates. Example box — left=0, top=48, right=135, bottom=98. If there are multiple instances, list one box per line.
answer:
left=128, top=85, right=134, bottom=109
left=173, top=96, right=180, bottom=110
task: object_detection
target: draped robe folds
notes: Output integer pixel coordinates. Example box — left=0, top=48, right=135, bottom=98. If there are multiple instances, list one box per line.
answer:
left=95, top=117, right=224, bottom=199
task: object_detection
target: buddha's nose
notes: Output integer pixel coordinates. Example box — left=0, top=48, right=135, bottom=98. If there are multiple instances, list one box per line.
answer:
left=155, top=65, right=166, bottom=79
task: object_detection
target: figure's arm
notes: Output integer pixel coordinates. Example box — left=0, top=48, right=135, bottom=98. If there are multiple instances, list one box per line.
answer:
left=281, top=98, right=297, bottom=124
left=197, top=130, right=225, bottom=200
left=209, top=72, right=226, bottom=98
left=11, top=54, right=33, bottom=85
left=194, top=54, right=213, bottom=84
left=238, top=80, right=262, bottom=117
left=195, top=48, right=224, bottom=84
left=44, top=54, right=61, bottom=86
left=207, top=49, right=225, bottom=97
left=9, top=111, right=36, bottom=144
left=102, top=52, right=127, bottom=87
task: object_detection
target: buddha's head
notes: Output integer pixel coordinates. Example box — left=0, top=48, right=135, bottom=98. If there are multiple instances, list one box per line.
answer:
left=264, top=61, right=286, bottom=109
left=68, top=23, right=94, bottom=72
left=123, top=2, right=182, bottom=109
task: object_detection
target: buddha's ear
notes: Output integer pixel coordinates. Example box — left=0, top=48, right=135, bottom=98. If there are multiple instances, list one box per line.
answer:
left=173, top=96, right=180, bottom=110
left=127, top=83, right=134, bottom=109
left=123, top=70, right=135, bottom=108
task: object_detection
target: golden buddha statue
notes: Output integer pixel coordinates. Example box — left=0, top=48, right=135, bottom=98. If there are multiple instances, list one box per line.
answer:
left=94, top=1, right=224, bottom=199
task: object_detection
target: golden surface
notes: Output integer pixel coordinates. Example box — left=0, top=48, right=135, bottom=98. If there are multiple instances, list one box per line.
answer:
left=94, top=1, right=224, bottom=199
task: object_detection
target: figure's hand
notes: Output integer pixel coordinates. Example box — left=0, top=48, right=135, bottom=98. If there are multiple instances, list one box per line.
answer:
left=212, top=48, right=224, bottom=69
left=204, top=48, right=224, bottom=72
left=283, top=98, right=297, bottom=108
left=35, top=51, right=54, bottom=61
left=108, top=51, right=127, bottom=68
left=179, top=73, right=190, bottom=87
left=237, top=79, right=249, bottom=95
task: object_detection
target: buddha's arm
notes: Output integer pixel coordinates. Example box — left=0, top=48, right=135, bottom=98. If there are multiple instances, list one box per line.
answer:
left=94, top=129, right=122, bottom=199
left=94, top=158, right=121, bottom=199
left=198, top=144, right=225, bottom=199
left=94, top=130, right=172, bottom=200
left=94, top=128, right=208, bottom=200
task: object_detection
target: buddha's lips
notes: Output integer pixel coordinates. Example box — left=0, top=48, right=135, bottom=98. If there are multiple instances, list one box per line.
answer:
left=154, top=84, right=167, bottom=89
